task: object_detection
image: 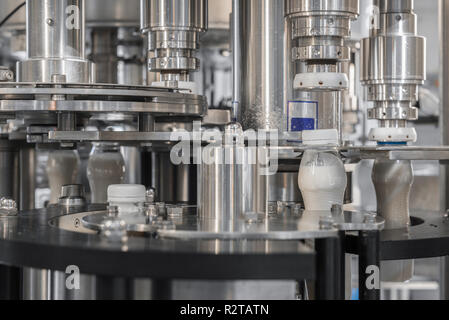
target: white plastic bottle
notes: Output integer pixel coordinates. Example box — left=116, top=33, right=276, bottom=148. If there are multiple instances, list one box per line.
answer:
left=298, top=130, right=347, bottom=211
left=87, top=143, right=125, bottom=204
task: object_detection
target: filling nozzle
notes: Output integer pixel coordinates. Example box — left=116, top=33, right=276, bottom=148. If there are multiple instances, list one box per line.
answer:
left=140, top=0, right=208, bottom=89
left=361, top=0, right=425, bottom=144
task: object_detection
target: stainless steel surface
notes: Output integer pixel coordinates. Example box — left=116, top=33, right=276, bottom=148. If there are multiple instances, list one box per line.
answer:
left=0, top=0, right=141, bottom=30
left=198, top=145, right=244, bottom=220
left=17, top=0, right=94, bottom=83
left=198, top=125, right=244, bottom=220
left=22, top=268, right=51, bottom=300
left=58, top=184, right=86, bottom=207
left=19, top=145, right=35, bottom=210
left=240, top=0, right=285, bottom=131
left=361, top=0, right=426, bottom=129
left=231, top=0, right=241, bottom=121
left=284, top=0, right=359, bottom=142
left=140, top=0, right=208, bottom=83
left=268, top=172, right=301, bottom=203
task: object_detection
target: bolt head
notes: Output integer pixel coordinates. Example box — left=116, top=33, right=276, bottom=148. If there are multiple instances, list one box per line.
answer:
left=101, top=218, right=128, bottom=243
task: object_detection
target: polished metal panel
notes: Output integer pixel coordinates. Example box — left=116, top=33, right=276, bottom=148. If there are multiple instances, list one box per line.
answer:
left=17, top=0, right=94, bottom=83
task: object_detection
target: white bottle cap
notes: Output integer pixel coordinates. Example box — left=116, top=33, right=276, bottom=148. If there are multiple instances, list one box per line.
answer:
left=107, top=184, right=146, bottom=203
left=303, top=129, right=339, bottom=146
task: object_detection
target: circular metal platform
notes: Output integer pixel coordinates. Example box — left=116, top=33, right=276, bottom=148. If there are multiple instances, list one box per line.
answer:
left=0, top=206, right=315, bottom=280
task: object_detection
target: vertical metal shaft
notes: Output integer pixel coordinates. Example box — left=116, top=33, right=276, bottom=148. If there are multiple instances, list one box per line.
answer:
left=240, top=0, right=285, bottom=131
left=231, top=0, right=241, bottom=121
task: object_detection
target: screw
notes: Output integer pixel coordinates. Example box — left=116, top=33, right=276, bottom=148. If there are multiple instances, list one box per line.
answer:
left=46, top=18, right=54, bottom=26
left=145, top=188, right=156, bottom=204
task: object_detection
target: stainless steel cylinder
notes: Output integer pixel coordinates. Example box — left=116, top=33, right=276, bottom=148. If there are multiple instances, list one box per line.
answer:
left=17, top=0, right=94, bottom=83
left=372, top=160, right=413, bottom=229
left=240, top=0, right=286, bottom=131
left=140, top=0, right=208, bottom=84
left=198, top=124, right=245, bottom=220
left=0, top=0, right=141, bottom=30
left=197, top=145, right=244, bottom=221
left=361, top=0, right=425, bottom=128
left=284, top=0, right=358, bottom=144
left=285, top=0, right=359, bottom=62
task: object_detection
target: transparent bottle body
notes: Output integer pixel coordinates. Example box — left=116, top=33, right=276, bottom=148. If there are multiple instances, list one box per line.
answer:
left=87, top=144, right=125, bottom=204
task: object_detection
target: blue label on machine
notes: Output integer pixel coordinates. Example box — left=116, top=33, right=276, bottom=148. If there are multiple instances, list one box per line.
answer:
left=287, top=101, right=319, bottom=132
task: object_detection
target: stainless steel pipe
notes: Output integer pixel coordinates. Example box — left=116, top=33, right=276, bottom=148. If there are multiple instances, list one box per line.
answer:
left=17, top=0, right=94, bottom=83
left=240, top=0, right=286, bottom=131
